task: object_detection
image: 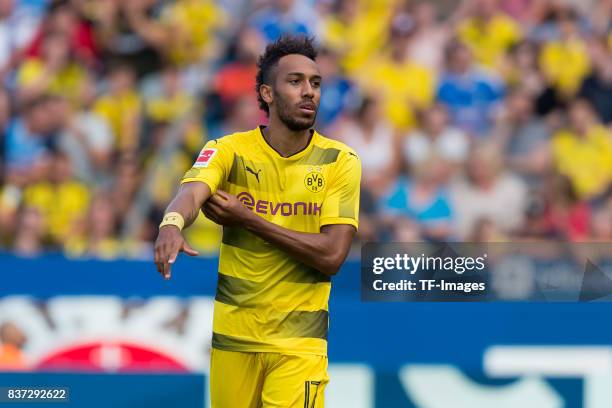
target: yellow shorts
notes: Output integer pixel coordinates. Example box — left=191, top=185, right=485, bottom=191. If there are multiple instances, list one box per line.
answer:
left=210, top=348, right=329, bottom=408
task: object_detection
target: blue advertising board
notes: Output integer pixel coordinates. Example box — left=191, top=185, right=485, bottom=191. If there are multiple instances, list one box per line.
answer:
left=1, top=254, right=611, bottom=407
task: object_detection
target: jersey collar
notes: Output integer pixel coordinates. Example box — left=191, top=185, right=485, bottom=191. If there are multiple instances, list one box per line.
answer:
left=256, top=125, right=317, bottom=161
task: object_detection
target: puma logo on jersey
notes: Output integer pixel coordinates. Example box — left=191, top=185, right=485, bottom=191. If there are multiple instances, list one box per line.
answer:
left=245, top=166, right=262, bottom=182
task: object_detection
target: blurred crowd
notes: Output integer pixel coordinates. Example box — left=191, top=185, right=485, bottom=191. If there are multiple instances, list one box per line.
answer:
left=0, top=0, right=611, bottom=259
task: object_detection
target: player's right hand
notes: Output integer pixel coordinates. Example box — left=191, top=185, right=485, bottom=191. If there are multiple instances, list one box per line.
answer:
left=154, top=225, right=199, bottom=280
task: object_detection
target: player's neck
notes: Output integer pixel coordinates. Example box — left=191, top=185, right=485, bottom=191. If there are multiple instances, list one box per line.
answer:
left=262, top=118, right=313, bottom=158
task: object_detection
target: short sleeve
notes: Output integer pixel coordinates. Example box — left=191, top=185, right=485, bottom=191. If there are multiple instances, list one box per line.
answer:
left=319, top=150, right=361, bottom=229
left=181, top=139, right=233, bottom=194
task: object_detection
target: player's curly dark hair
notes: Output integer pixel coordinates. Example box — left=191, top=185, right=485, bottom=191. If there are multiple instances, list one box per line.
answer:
left=255, top=35, right=318, bottom=116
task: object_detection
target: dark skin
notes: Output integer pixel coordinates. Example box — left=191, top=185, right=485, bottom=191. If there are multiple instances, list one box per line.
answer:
left=154, top=54, right=357, bottom=279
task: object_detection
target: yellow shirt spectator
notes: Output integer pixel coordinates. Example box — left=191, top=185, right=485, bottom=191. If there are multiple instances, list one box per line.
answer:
left=540, top=38, right=590, bottom=95
left=358, top=57, right=435, bottom=129
left=458, top=14, right=521, bottom=69
left=552, top=125, right=612, bottom=198
left=322, top=7, right=390, bottom=75
left=22, top=181, right=90, bottom=243
left=17, top=58, right=86, bottom=104
left=146, top=93, right=194, bottom=123
left=93, top=92, right=141, bottom=151
left=161, top=0, right=226, bottom=66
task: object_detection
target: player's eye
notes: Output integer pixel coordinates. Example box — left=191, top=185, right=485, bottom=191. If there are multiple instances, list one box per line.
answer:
left=311, top=80, right=321, bottom=88
left=289, top=79, right=300, bottom=85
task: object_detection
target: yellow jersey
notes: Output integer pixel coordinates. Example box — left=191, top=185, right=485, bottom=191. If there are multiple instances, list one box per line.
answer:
left=17, top=58, right=86, bottom=105
left=458, top=14, right=521, bottom=69
left=552, top=125, right=612, bottom=198
left=181, top=126, right=361, bottom=356
left=539, top=38, right=590, bottom=95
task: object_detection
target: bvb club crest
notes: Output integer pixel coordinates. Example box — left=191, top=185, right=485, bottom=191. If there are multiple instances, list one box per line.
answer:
left=304, top=167, right=325, bottom=193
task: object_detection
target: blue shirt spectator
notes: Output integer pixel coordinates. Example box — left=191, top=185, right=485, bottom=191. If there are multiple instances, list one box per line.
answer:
left=318, top=76, right=357, bottom=128
left=4, top=96, right=56, bottom=171
left=248, top=0, right=318, bottom=43
left=382, top=175, right=455, bottom=241
left=437, top=41, right=505, bottom=137
left=4, top=118, right=49, bottom=169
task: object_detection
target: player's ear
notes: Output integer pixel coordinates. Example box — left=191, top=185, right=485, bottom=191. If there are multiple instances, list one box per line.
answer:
left=260, top=84, right=273, bottom=105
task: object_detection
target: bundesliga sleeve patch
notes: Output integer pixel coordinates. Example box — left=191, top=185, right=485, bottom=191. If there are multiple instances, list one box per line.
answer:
left=193, top=148, right=217, bottom=168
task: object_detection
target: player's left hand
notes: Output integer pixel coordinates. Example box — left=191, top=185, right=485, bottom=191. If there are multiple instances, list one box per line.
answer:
left=203, top=190, right=252, bottom=226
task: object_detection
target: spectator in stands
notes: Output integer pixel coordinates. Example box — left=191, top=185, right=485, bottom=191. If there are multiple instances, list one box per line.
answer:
left=91, top=0, right=162, bottom=77
left=499, top=0, right=534, bottom=23
left=4, top=95, right=57, bottom=181
left=206, top=27, right=263, bottom=136
left=591, top=197, right=612, bottom=241
left=579, top=37, right=612, bottom=124
left=213, top=28, right=263, bottom=109
left=437, top=40, right=505, bottom=137
left=541, top=173, right=591, bottom=241
left=146, top=65, right=195, bottom=125
left=0, top=0, right=39, bottom=82
left=65, top=192, right=119, bottom=259
left=21, top=150, right=90, bottom=246
left=551, top=99, right=612, bottom=200
left=93, top=64, right=142, bottom=154
left=214, top=94, right=261, bottom=138
left=405, top=1, right=450, bottom=74
left=403, top=104, right=469, bottom=170
left=1, top=149, right=48, bottom=247
left=58, top=74, right=113, bottom=186
left=457, top=0, right=522, bottom=70
left=114, top=0, right=226, bottom=69
left=320, top=0, right=391, bottom=75
left=315, top=47, right=358, bottom=130
left=16, top=31, right=87, bottom=105
left=334, top=97, right=400, bottom=198
left=0, top=321, right=27, bottom=370
left=158, top=0, right=226, bottom=67
left=501, top=40, right=545, bottom=96
left=451, top=143, right=528, bottom=239
left=357, top=16, right=435, bottom=130
left=24, top=2, right=99, bottom=69
left=539, top=8, right=590, bottom=97
left=109, top=154, right=141, bottom=221
left=524, top=172, right=593, bottom=241
left=588, top=0, right=611, bottom=36
left=12, top=204, right=45, bottom=256
left=249, top=0, right=318, bottom=43
left=495, top=88, right=551, bottom=186
left=381, top=157, right=455, bottom=242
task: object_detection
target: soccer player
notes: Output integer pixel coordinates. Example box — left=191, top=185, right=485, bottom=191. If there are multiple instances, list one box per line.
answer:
left=154, top=35, right=360, bottom=408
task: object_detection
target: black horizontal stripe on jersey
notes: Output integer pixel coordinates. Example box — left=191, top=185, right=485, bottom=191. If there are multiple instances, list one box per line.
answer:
left=215, top=270, right=329, bottom=307
left=221, top=226, right=268, bottom=252
left=211, top=308, right=328, bottom=342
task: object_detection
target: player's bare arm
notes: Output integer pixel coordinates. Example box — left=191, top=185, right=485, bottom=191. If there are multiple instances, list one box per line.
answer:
left=154, top=182, right=212, bottom=279
left=203, top=190, right=356, bottom=276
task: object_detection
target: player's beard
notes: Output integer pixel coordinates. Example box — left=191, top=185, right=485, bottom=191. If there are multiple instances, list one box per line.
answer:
left=274, top=90, right=317, bottom=131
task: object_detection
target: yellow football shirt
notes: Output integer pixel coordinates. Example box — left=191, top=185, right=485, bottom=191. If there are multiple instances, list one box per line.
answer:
left=552, top=125, right=612, bottom=198
left=93, top=91, right=141, bottom=150
left=181, top=126, right=361, bottom=356
left=17, top=58, right=86, bottom=105
left=539, top=38, right=590, bottom=95
left=458, top=14, right=521, bottom=68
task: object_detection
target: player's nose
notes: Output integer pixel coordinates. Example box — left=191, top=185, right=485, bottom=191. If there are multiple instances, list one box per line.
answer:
left=302, top=81, right=315, bottom=98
